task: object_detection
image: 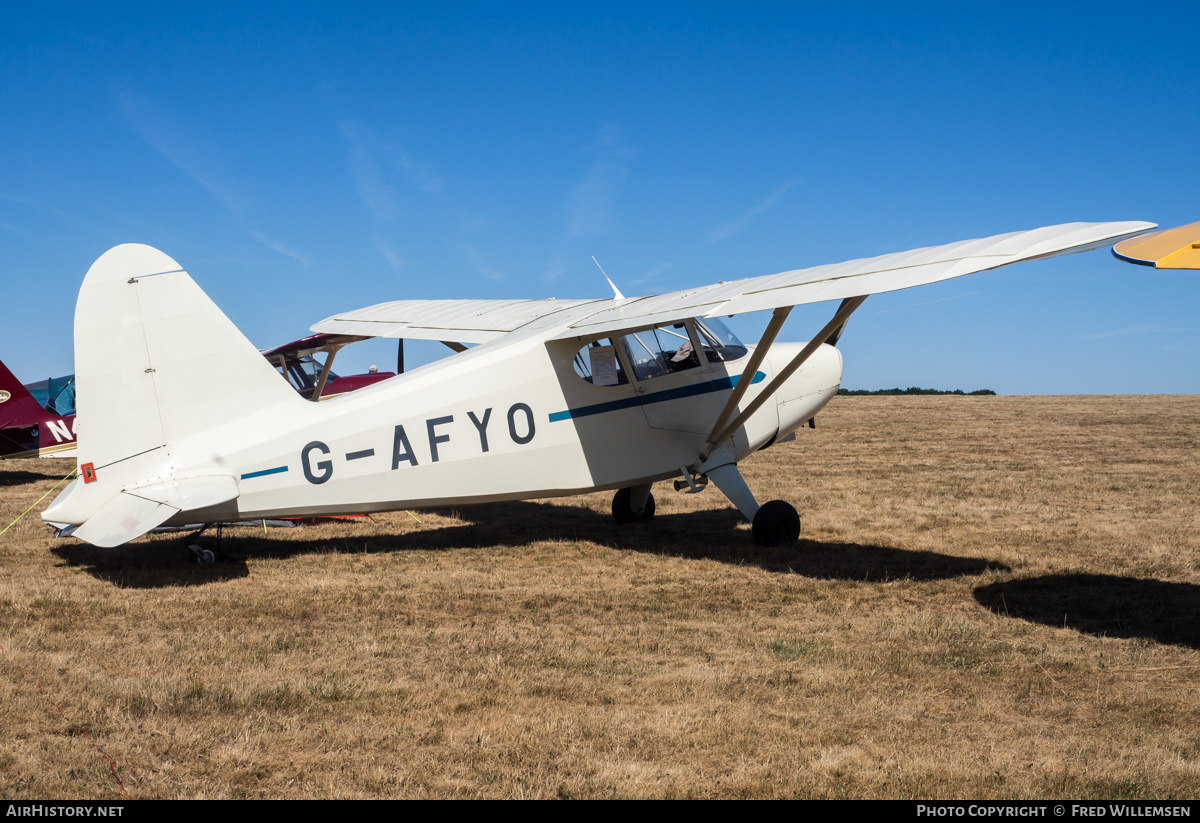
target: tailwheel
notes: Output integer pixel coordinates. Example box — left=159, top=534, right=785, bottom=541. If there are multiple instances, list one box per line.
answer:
left=188, top=544, right=216, bottom=565
left=612, top=486, right=656, bottom=524
left=752, top=500, right=800, bottom=546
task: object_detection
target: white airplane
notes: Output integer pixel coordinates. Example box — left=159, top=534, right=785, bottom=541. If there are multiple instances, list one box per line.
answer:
left=43, top=220, right=1169, bottom=552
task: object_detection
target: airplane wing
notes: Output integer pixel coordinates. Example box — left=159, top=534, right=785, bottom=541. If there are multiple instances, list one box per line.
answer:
left=312, top=222, right=1154, bottom=343
left=545, top=221, right=1155, bottom=339
left=312, top=298, right=605, bottom=344
left=259, top=332, right=372, bottom=360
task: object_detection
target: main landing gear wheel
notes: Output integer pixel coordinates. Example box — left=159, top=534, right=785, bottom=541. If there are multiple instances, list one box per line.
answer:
left=612, top=487, right=656, bottom=524
left=752, top=500, right=800, bottom=546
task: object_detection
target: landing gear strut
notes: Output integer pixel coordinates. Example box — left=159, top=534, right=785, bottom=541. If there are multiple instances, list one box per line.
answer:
left=701, top=455, right=801, bottom=546
left=612, top=484, right=655, bottom=524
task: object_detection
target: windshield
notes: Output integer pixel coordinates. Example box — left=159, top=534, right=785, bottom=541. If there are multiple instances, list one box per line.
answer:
left=693, top=318, right=748, bottom=362
left=27, top=375, right=77, bottom=415
left=276, top=354, right=340, bottom=393
left=47, top=376, right=76, bottom=415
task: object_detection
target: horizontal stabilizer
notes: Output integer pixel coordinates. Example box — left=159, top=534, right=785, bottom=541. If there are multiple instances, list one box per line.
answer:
left=69, top=474, right=238, bottom=548
left=73, top=493, right=179, bottom=548
left=1112, top=220, right=1200, bottom=269
left=125, top=473, right=240, bottom=509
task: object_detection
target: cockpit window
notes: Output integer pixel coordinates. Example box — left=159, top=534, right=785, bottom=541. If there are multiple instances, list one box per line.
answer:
left=573, top=319, right=748, bottom=387
left=620, top=323, right=702, bottom=381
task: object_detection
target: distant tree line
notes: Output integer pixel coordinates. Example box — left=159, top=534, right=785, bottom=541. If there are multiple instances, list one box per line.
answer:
left=838, top=387, right=997, bottom=396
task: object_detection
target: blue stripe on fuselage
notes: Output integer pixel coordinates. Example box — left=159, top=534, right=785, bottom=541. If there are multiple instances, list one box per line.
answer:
left=241, top=465, right=289, bottom=479
left=548, top=371, right=765, bottom=422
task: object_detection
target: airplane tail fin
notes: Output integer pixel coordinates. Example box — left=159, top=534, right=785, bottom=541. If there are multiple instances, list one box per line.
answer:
left=42, top=244, right=300, bottom=546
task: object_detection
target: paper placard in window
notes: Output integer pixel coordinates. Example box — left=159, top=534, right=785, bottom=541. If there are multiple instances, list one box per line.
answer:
left=591, top=345, right=619, bottom=386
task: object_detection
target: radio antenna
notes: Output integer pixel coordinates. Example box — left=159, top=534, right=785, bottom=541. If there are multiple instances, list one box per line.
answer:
left=592, top=256, right=625, bottom=301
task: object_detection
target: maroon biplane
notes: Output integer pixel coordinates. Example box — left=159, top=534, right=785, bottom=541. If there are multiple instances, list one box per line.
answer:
left=0, top=359, right=78, bottom=459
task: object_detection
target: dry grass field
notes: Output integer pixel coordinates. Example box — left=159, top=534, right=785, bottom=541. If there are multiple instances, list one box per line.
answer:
left=2, top=395, right=1197, bottom=799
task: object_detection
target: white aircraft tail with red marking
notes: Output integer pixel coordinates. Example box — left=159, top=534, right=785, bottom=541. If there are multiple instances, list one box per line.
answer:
left=42, top=244, right=300, bottom=546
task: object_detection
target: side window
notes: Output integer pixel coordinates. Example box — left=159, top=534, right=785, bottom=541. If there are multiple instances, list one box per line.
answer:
left=619, top=324, right=702, bottom=382
left=573, top=338, right=627, bottom=386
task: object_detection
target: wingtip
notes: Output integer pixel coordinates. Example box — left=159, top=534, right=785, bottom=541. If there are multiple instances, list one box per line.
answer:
left=1112, top=220, right=1200, bottom=269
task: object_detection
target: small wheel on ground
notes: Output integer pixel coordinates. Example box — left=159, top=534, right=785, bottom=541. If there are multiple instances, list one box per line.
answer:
left=752, top=500, right=800, bottom=546
left=612, top=488, right=656, bottom=524
left=189, top=544, right=216, bottom=566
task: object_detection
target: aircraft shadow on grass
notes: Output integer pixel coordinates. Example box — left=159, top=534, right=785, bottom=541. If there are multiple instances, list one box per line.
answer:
left=1, top=467, right=70, bottom=487
left=50, top=498, right=1008, bottom=588
left=974, top=575, right=1200, bottom=650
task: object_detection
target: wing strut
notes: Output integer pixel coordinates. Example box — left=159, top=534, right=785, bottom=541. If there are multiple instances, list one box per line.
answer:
left=702, top=295, right=867, bottom=459
left=703, top=306, right=792, bottom=449
left=312, top=349, right=339, bottom=401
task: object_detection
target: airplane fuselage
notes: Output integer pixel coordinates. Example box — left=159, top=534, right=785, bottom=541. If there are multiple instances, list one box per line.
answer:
left=165, top=327, right=842, bottom=525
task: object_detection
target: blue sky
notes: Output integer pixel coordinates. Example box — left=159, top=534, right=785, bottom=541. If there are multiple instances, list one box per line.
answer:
left=2, top=3, right=1197, bottom=394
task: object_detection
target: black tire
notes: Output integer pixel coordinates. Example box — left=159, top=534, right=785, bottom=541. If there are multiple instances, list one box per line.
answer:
left=612, top=487, right=656, bottom=524
left=752, top=500, right=800, bottom=546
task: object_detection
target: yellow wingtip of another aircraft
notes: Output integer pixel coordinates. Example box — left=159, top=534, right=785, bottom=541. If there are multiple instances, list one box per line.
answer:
left=1113, top=220, right=1200, bottom=269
